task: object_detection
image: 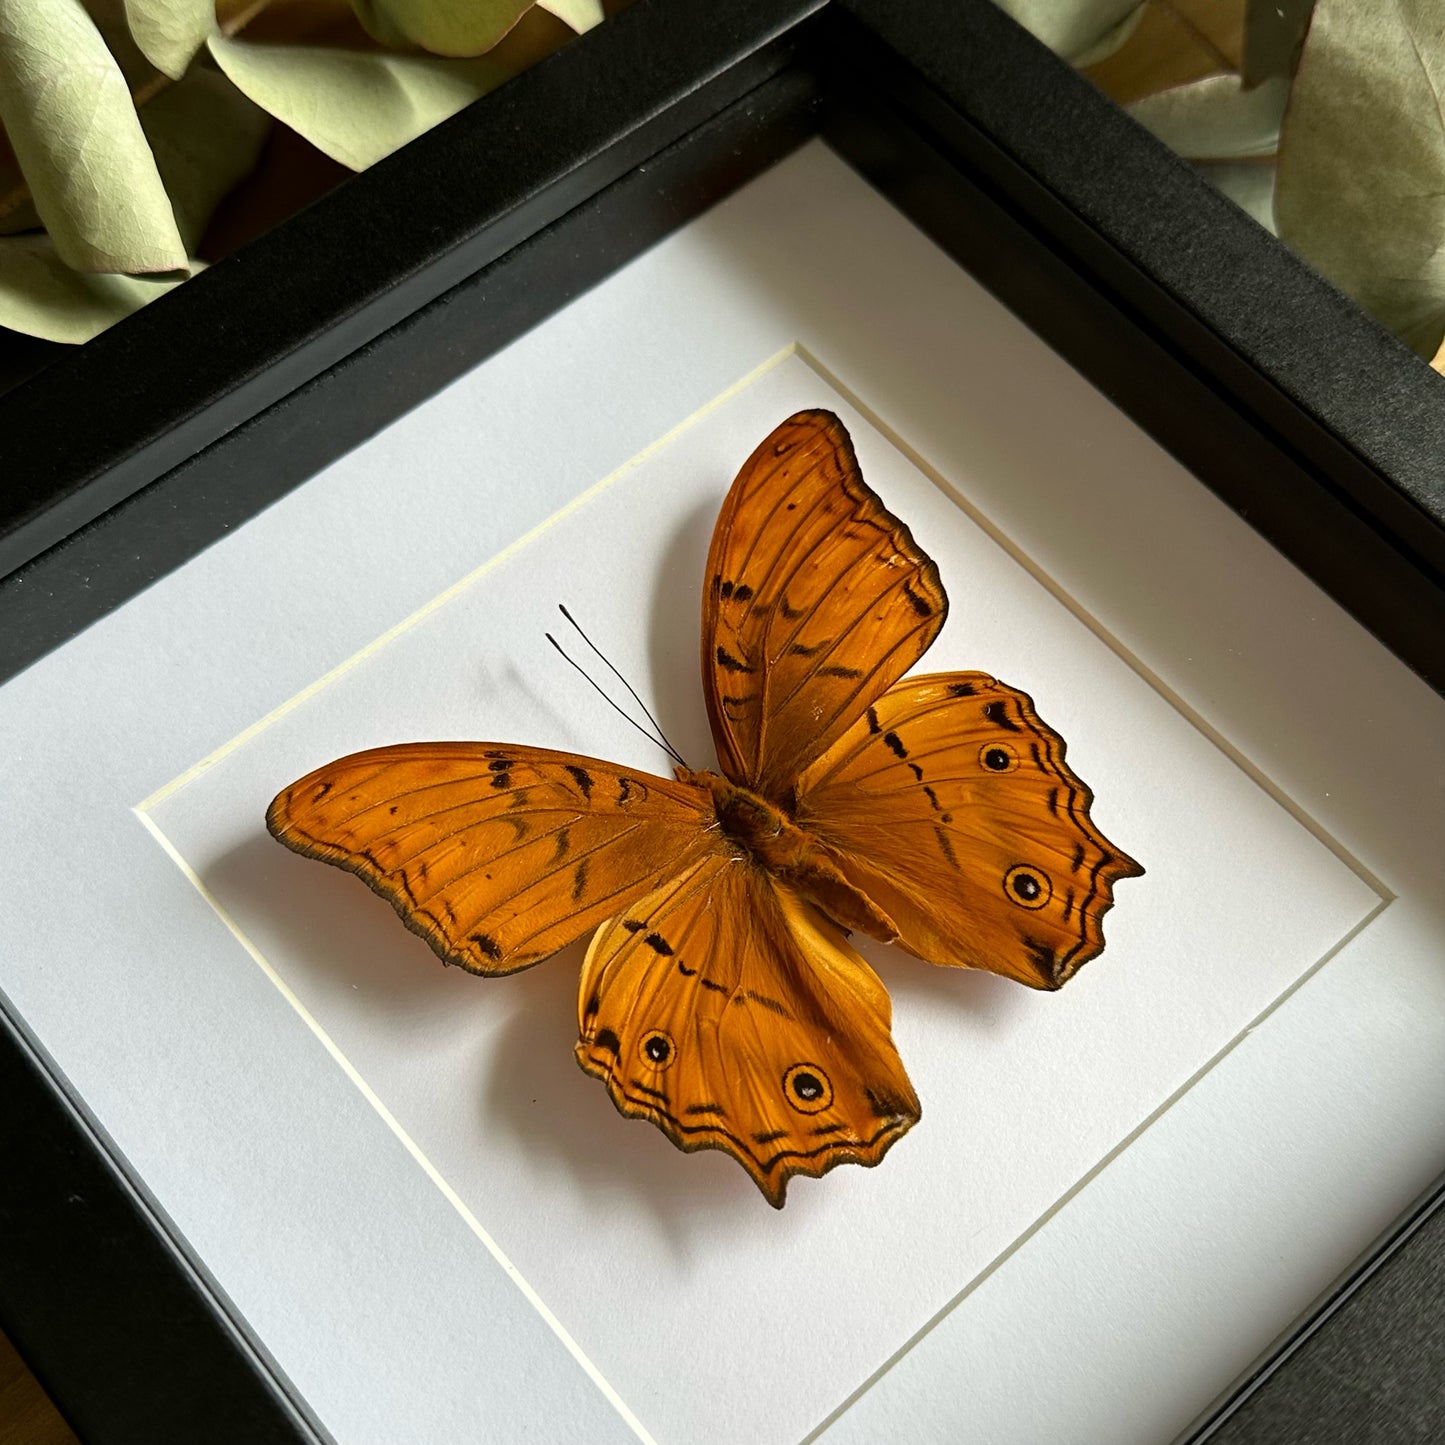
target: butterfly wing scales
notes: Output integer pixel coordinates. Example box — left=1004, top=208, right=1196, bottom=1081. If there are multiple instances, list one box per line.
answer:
left=576, top=853, right=920, bottom=1206
left=703, top=410, right=948, bottom=801
left=795, top=673, right=1144, bottom=989
left=268, top=743, right=716, bottom=974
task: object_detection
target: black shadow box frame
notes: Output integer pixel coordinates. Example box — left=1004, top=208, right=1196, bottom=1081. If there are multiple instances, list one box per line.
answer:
left=1, top=0, right=1442, bottom=1439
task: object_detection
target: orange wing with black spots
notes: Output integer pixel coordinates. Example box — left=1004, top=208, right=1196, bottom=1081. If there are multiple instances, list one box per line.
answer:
left=794, top=673, right=1144, bottom=989
left=702, top=409, right=947, bottom=802
left=576, top=854, right=919, bottom=1207
left=267, top=744, right=718, bottom=974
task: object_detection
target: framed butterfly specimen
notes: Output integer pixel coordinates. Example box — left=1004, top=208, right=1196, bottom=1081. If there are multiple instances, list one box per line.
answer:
left=267, top=410, right=1143, bottom=1206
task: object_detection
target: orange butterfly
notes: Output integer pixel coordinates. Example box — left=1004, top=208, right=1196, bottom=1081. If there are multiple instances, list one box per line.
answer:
left=267, top=411, right=1143, bottom=1206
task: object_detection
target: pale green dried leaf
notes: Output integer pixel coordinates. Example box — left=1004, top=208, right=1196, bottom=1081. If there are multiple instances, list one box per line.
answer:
left=1128, top=74, right=1289, bottom=160
left=991, top=0, right=1141, bottom=62
left=0, top=231, right=189, bottom=341
left=1276, top=0, right=1445, bottom=359
left=141, top=67, right=269, bottom=252
left=1194, top=159, right=1277, bottom=232
left=536, top=0, right=603, bottom=32
left=0, top=0, right=186, bottom=273
left=121, top=0, right=214, bottom=81
left=207, top=35, right=517, bottom=170
left=350, top=0, right=533, bottom=57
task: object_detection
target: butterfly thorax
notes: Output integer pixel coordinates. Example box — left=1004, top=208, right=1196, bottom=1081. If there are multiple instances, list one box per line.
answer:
left=679, top=767, right=898, bottom=943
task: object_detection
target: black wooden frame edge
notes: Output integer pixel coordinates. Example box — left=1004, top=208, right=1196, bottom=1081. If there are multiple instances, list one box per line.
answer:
left=1182, top=1171, right=1445, bottom=1444
left=0, top=995, right=329, bottom=1443
left=0, top=0, right=1440, bottom=1436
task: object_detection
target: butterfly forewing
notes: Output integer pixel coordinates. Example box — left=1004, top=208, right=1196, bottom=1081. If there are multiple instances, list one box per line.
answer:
left=703, top=410, right=948, bottom=801
left=576, top=853, right=920, bottom=1207
left=267, top=743, right=717, bottom=974
left=794, top=673, right=1144, bottom=989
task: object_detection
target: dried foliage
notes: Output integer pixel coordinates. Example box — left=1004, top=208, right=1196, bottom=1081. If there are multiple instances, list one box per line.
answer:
left=0, top=0, right=606, bottom=344
left=998, top=0, right=1445, bottom=364
left=6, top=0, right=1440, bottom=368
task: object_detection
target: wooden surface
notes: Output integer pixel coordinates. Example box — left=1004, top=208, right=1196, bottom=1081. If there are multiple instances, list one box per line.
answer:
left=0, top=1331, right=75, bottom=1445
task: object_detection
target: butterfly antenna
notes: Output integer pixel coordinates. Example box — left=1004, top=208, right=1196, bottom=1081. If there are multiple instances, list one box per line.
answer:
left=546, top=633, right=690, bottom=769
left=556, top=605, right=691, bottom=767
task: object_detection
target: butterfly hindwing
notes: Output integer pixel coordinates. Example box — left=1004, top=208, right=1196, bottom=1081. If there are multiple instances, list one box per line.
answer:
left=703, top=410, right=948, bottom=801
left=793, top=673, right=1144, bottom=989
left=576, top=852, right=920, bottom=1206
left=267, top=743, right=717, bottom=974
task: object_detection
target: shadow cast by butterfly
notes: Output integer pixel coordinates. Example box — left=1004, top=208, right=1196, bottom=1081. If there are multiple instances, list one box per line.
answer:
left=204, top=830, right=769, bottom=1248
left=480, top=945, right=778, bottom=1250
left=207, top=830, right=471, bottom=1013
left=862, top=937, right=1028, bottom=1030
left=643, top=495, right=720, bottom=771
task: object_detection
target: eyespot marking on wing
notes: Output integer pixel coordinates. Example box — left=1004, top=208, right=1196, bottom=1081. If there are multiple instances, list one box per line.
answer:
left=1004, top=865, right=1052, bottom=909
